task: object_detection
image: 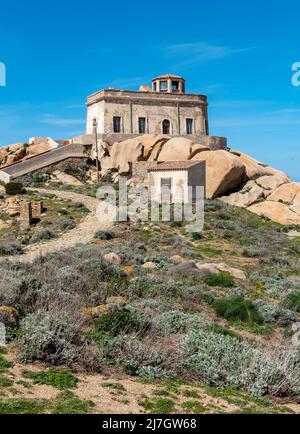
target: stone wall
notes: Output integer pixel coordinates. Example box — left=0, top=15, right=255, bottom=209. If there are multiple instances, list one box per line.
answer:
left=132, top=161, right=158, bottom=183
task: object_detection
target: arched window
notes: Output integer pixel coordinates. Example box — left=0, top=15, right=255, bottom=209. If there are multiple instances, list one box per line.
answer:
left=162, top=119, right=170, bottom=134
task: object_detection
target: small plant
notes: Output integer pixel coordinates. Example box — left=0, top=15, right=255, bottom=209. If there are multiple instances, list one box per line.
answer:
left=22, top=369, right=78, bottom=390
left=181, top=400, right=205, bottom=413
left=94, top=230, right=113, bottom=240
left=59, top=218, right=76, bottom=230
left=0, top=351, right=13, bottom=372
left=183, top=389, right=200, bottom=398
left=102, top=382, right=126, bottom=391
left=5, top=181, right=24, bottom=195
left=0, top=399, right=49, bottom=414
left=204, top=272, right=234, bottom=288
left=170, top=221, right=182, bottom=228
left=191, top=232, right=202, bottom=240
left=30, top=228, right=56, bottom=243
left=0, top=377, right=13, bottom=388
left=139, top=397, right=175, bottom=414
left=53, top=391, right=94, bottom=414
left=93, top=306, right=149, bottom=337
left=206, top=324, right=242, bottom=341
left=0, top=241, right=23, bottom=256
left=212, top=296, right=263, bottom=324
left=283, top=290, right=300, bottom=312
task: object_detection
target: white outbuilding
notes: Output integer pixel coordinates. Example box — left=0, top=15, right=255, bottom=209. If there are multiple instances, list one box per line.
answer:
left=147, top=160, right=205, bottom=204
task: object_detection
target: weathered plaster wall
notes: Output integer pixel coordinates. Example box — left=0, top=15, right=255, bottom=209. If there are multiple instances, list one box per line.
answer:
left=149, top=170, right=189, bottom=203
left=86, top=100, right=105, bottom=134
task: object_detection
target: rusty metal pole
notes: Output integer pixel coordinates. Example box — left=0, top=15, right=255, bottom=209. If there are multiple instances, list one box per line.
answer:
left=93, top=118, right=100, bottom=184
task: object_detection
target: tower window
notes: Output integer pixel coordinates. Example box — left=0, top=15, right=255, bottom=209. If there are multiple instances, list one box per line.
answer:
left=172, top=81, right=179, bottom=90
left=138, top=117, right=146, bottom=134
left=186, top=118, right=193, bottom=135
left=113, top=116, right=121, bottom=133
left=159, top=80, right=168, bottom=91
left=162, top=119, right=170, bottom=134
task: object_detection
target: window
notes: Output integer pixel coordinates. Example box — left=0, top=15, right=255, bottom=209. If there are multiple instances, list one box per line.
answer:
left=113, top=116, right=121, bottom=133
left=186, top=118, right=193, bottom=135
left=162, top=119, right=170, bottom=134
left=153, top=82, right=157, bottom=92
left=138, top=117, right=146, bottom=134
left=172, top=81, right=179, bottom=90
left=160, top=80, right=168, bottom=91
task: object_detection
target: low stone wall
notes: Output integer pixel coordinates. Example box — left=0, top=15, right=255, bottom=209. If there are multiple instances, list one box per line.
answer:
left=132, top=161, right=158, bottom=183
left=74, top=133, right=227, bottom=150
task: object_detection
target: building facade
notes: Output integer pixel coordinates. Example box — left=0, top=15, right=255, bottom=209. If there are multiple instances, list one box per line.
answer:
left=86, top=74, right=226, bottom=149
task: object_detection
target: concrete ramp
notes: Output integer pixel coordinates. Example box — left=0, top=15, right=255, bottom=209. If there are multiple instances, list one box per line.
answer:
left=0, top=143, right=87, bottom=183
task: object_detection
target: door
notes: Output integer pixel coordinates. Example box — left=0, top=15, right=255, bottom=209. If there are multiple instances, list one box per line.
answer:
left=161, top=177, right=172, bottom=202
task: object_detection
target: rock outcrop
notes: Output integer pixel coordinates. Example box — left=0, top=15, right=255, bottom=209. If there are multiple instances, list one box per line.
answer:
left=221, top=180, right=266, bottom=208
left=192, top=150, right=246, bottom=198
left=157, top=137, right=193, bottom=161
left=0, top=138, right=57, bottom=168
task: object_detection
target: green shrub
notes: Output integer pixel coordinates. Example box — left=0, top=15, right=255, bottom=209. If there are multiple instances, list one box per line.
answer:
left=0, top=241, right=23, bottom=256
left=170, top=221, right=182, bottom=228
left=94, top=230, right=113, bottom=240
left=181, top=329, right=299, bottom=396
left=206, top=324, right=242, bottom=341
left=17, top=311, right=79, bottom=365
left=283, top=291, right=300, bottom=312
left=93, top=306, right=149, bottom=337
left=59, top=218, right=76, bottom=230
left=212, top=296, right=263, bottom=324
left=154, top=310, right=207, bottom=336
left=5, top=181, right=24, bottom=195
left=30, top=228, right=55, bottom=243
left=204, top=272, right=234, bottom=288
left=23, top=369, right=78, bottom=390
left=191, top=232, right=202, bottom=240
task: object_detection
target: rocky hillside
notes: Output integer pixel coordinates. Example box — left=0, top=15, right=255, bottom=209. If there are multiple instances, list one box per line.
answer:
left=0, top=139, right=57, bottom=167
left=95, top=134, right=300, bottom=226
left=2, top=134, right=300, bottom=226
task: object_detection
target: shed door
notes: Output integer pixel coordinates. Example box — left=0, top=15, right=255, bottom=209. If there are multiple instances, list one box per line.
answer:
left=161, top=177, right=172, bottom=202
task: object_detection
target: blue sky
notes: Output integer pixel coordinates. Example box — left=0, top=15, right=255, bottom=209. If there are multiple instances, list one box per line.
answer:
left=0, top=0, right=299, bottom=180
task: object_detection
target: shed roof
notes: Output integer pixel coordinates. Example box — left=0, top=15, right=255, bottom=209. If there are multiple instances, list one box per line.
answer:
left=147, top=160, right=203, bottom=172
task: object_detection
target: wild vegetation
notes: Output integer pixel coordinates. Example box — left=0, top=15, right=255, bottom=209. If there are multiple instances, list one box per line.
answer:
left=0, top=197, right=299, bottom=413
left=0, top=189, right=89, bottom=256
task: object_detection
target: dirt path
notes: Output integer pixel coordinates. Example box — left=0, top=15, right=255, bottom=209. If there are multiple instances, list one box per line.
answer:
left=4, top=188, right=114, bottom=263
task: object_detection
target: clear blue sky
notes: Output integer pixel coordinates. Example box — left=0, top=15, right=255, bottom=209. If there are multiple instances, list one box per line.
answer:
left=0, top=0, right=299, bottom=180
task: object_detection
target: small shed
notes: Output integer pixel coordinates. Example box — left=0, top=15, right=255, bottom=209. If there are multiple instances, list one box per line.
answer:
left=148, top=160, right=205, bottom=203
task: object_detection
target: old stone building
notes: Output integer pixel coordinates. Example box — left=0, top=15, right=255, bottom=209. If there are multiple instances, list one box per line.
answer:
left=86, top=74, right=226, bottom=148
